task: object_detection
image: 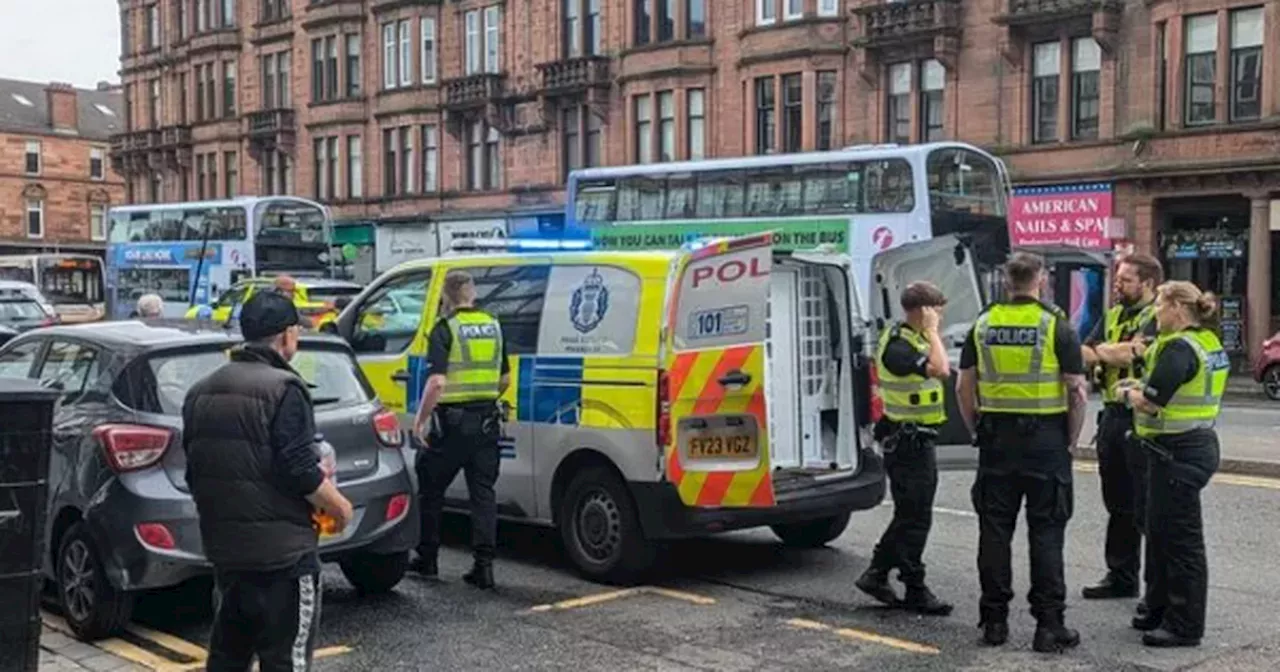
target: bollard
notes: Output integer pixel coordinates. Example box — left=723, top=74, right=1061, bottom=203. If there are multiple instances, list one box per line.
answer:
left=0, top=378, right=60, bottom=672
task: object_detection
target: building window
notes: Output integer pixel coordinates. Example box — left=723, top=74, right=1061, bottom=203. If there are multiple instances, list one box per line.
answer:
left=26, top=200, right=43, bottom=238
left=24, top=141, right=40, bottom=175
left=688, top=88, right=705, bottom=159
left=816, top=71, right=836, bottom=150
left=90, top=147, right=105, bottom=180
left=313, top=36, right=340, bottom=102
left=153, top=173, right=165, bottom=202
left=781, top=73, right=802, bottom=153
left=208, top=155, right=217, bottom=198
left=465, top=10, right=481, bottom=74
left=1155, top=21, right=1167, bottom=131
left=196, top=154, right=207, bottom=199
left=920, top=59, right=944, bottom=142
left=1031, top=41, right=1060, bottom=143
left=178, top=72, right=188, bottom=124
left=585, top=112, right=602, bottom=168
left=818, top=0, right=838, bottom=18
left=564, top=0, right=580, bottom=57
left=1184, top=13, right=1217, bottom=126
left=687, top=0, right=705, bottom=38
left=180, top=169, right=189, bottom=200
left=755, top=76, right=775, bottom=154
left=346, top=34, right=361, bottom=96
left=149, top=78, right=161, bottom=128
left=222, top=59, right=236, bottom=117
left=177, top=0, right=188, bottom=40
left=261, top=0, right=287, bottom=22
left=484, top=6, right=500, bottom=73
left=586, top=0, right=601, bottom=54
left=221, top=0, right=235, bottom=27
left=563, top=106, right=580, bottom=179
left=382, top=23, right=396, bottom=88
left=196, top=0, right=208, bottom=33
left=564, top=0, right=603, bottom=56
left=634, top=94, right=652, bottom=163
left=203, top=65, right=216, bottom=119
left=399, top=19, right=412, bottom=86
left=485, top=125, right=501, bottom=189
left=657, top=0, right=675, bottom=41
left=224, top=151, right=238, bottom=197
left=90, top=205, right=106, bottom=241
left=261, top=51, right=290, bottom=108
left=326, top=138, right=338, bottom=200
left=1070, top=38, right=1100, bottom=140
left=262, top=150, right=291, bottom=195
left=887, top=63, right=910, bottom=144
left=314, top=138, right=328, bottom=200
left=146, top=4, right=161, bottom=49
left=658, top=90, right=675, bottom=161
left=422, top=125, right=438, bottom=192
left=756, top=0, right=775, bottom=26
left=312, top=39, right=325, bottom=101
left=195, top=68, right=206, bottom=122
left=400, top=126, right=414, bottom=193
left=382, top=128, right=398, bottom=195
left=467, top=121, right=483, bottom=189
left=1230, top=7, right=1262, bottom=122
left=635, top=0, right=651, bottom=45
left=785, top=0, right=802, bottom=21
left=421, top=17, right=437, bottom=84
left=347, top=135, right=363, bottom=199
left=122, top=9, right=133, bottom=54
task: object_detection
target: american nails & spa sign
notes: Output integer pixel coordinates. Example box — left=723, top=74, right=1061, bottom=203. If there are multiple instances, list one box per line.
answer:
left=1009, top=183, right=1115, bottom=250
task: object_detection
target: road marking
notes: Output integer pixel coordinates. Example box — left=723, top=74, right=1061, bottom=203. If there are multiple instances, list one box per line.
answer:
left=528, top=586, right=717, bottom=612
left=879, top=501, right=976, bottom=518
left=171, top=646, right=356, bottom=671
left=126, top=623, right=208, bottom=662
left=786, top=618, right=940, bottom=655
left=1075, top=460, right=1280, bottom=490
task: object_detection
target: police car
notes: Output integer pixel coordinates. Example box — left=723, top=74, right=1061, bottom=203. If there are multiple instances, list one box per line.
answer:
left=331, top=234, right=901, bottom=583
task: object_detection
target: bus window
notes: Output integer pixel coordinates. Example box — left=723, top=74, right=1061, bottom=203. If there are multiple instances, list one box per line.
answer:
left=746, top=168, right=803, bottom=217
left=0, top=265, right=35, bottom=284
left=802, top=163, right=860, bottom=214
left=574, top=180, right=616, bottom=223
left=695, top=172, right=745, bottom=218
left=927, top=148, right=1005, bottom=217
left=256, top=202, right=324, bottom=243
left=617, top=177, right=664, bottom=221
left=864, top=159, right=915, bottom=213
left=665, top=174, right=696, bottom=218
left=39, top=257, right=104, bottom=305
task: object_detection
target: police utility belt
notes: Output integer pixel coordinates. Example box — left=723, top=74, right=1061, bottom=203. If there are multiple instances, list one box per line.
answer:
left=428, top=401, right=505, bottom=442
left=882, top=422, right=938, bottom=455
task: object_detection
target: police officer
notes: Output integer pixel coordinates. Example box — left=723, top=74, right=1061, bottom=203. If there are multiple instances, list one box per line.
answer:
left=411, top=270, right=509, bottom=589
left=956, top=252, right=1089, bottom=652
left=1080, top=254, right=1162, bottom=605
left=1118, top=281, right=1225, bottom=648
left=855, top=281, right=953, bottom=616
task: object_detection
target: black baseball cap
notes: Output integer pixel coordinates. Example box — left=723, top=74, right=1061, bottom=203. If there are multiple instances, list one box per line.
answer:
left=239, top=290, right=300, bottom=341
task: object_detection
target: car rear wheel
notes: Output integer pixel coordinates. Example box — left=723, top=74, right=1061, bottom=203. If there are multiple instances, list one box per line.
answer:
left=558, top=467, right=655, bottom=586
left=339, top=550, right=409, bottom=595
left=57, top=523, right=134, bottom=641
left=771, top=513, right=852, bottom=548
left=1263, top=365, right=1280, bottom=401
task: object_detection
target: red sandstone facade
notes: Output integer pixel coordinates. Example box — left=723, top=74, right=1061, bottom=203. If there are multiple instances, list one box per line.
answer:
left=113, top=0, right=1280, bottom=357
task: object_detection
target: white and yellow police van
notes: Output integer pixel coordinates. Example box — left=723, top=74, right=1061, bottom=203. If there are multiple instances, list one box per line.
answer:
left=331, top=233, right=896, bottom=584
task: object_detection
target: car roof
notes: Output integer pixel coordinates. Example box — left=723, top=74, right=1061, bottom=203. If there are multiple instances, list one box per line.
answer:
left=0, top=280, right=39, bottom=289
left=23, top=320, right=352, bottom=352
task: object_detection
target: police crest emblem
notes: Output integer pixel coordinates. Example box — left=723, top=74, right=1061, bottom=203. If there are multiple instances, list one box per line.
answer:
left=570, top=268, right=609, bottom=334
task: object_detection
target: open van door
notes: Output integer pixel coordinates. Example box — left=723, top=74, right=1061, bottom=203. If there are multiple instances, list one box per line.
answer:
left=870, top=234, right=986, bottom=446
left=663, top=233, right=775, bottom=508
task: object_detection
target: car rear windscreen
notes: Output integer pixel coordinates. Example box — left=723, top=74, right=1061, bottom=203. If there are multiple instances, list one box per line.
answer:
left=115, top=345, right=373, bottom=415
left=0, top=299, right=46, bottom=320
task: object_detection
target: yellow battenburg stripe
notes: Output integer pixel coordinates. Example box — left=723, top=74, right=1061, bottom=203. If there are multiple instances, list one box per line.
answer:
left=720, top=346, right=768, bottom=506
left=674, top=349, right=719, bottom=504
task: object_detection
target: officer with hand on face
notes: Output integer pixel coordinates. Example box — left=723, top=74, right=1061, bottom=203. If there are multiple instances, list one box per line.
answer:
left=856, top=281, right=953, bottom=616
left=1119, top=281, right=1226, bottom=648
left=411, top=271, right=510, bottom=589
left=956, top=252, right=1089, bottom=653
left=1080, top=253, right=1163, bottom=609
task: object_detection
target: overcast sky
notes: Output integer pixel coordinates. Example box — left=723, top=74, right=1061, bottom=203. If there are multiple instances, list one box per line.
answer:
left=0, top=1, right=121, bottom=87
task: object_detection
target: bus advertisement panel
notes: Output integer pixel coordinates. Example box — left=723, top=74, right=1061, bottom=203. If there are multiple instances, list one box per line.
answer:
left=106, top=240, right=251, bottom=319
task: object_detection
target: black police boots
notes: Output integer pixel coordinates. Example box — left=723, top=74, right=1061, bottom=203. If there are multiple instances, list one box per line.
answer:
left=1081, top=575, right=1138, bottom=599
left=1033, top=619, right=1081, bottom=653
left=410, top=553, right=439, bottom=580
left=1142, top=628, right=1201, bottom=648
left=901, top=586, right=953, bottom=616
left=854, top=567, right=898, bottom=606
left=979, top=621, right=1008, bottom=646
left=463, top=560, right=495, bottom=590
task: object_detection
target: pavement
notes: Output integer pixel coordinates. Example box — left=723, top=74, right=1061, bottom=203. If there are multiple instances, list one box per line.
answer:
left=36, top=617, right=145, bottom=672
left=47, top=461, right=1280, bottom=672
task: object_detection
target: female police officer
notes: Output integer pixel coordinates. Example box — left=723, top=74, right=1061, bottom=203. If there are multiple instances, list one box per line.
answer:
left=1116, top=281, right=1226, bottom=648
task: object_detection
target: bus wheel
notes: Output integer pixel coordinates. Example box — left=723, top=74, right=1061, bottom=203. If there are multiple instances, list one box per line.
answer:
left=771, top=513, right=851, bottom=548
left=559, top=467, right=654, bottom=586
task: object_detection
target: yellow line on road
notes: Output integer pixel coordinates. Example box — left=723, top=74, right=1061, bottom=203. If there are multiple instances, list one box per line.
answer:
left=126, top=623, right=208, bottom=661
left=529, top=588, right=639, bottom=612
left=97, top=638, right=193, bottom=672
left=1075, top=460, right=1280, bottom=490
left=786, top=618, right=940, bottom=655
left=644, top=587, right=718, bottom=605
left=171, top=645, right=355, bottom=671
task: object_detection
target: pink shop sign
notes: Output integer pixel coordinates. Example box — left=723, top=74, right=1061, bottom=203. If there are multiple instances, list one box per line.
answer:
left=1009, top=183, right=1114, bottom=250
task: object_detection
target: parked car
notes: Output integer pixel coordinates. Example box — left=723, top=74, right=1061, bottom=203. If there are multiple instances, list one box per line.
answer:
left=0, top=323, right=16, bottom=346
left=0, top=292, right=57, bottom=333
left=0, top=279, right=57, bottom=316
left=1253, top=331, right=1280, bottom=400
left=0, top=321, right=417, bottom=640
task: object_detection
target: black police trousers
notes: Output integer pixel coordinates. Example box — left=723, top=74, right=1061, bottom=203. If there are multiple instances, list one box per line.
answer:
left=972, top=418, right=1074, bottom=624
left=207, top=569, right=322, bottom=672
left=1143, top=432, right=1219, bottom=640
left=417, top=405, right=501, bottom=562
left=1096, top=404, right=1149, bottom=589
left=869, top=431, right=938, bottom=587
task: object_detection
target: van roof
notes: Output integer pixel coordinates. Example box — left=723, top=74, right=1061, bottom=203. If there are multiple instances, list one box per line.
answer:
left=385, top=249, right=681, bottom=275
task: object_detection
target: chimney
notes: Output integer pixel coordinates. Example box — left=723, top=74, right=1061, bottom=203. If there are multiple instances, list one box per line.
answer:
left=45, top=82, right=79, bottom=134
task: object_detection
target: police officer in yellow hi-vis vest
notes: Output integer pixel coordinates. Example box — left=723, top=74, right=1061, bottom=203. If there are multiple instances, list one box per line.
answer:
left=855, top=281, right=953, bottom=616
left=1116, top=281, right=1226, bottom=648
left=1080, top=254, right=1163, bottom=606
left=956, top=252, right=1089, bottom=652
left=412, top=271, right=510, bottom=589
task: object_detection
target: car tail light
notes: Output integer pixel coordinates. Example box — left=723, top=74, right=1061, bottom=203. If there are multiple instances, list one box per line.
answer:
left=95, top=424, right=173, bottom=472
left=135, top=523, right=176, bottom=550
left=373, top=410, right=403, bottom=447
left=656, top=369, right=672, bottom=450
left=385, top=493, right=410, bottom=523
left=868, top=362, right=884, bottom=424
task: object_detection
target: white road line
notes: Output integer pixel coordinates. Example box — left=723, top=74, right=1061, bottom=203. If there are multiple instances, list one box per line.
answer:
left=879, top=501, right=976, bottom=518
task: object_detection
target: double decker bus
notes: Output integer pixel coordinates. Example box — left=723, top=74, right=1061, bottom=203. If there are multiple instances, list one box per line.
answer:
left=105, top=196, right=335, bottom=319
left=0, top=254, right=106, bottom=323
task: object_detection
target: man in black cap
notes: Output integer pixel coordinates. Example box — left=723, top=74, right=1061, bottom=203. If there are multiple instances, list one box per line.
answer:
left=184, top=290, right=353, bottom=672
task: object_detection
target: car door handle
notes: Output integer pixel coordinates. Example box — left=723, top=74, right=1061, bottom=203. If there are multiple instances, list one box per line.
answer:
left=717, top=370, right=751, bottom=387
left=391, top=370, right=411, bottom=383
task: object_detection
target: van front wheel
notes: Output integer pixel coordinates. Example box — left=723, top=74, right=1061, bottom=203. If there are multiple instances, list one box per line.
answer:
left=771, top=513, right=851, bottom=548
left=559, top=467, right=654, bottom=586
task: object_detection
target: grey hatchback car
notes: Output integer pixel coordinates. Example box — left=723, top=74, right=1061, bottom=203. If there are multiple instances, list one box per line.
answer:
left=0, top=321, right=417, bottom=640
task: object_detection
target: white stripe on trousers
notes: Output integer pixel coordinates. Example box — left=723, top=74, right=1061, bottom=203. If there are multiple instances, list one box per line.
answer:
left=291, top=574, right=319, bottom=672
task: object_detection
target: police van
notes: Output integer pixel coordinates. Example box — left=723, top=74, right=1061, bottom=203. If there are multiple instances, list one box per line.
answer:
left=330, top=233, right=985, bottom=583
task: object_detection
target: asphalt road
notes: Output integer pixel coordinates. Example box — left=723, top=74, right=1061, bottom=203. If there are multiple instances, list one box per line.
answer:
left=122, top=462, right=1280, bottom=671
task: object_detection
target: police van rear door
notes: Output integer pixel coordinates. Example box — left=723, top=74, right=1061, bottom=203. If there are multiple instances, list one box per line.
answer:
left=662, top=233, right=775, bottom=508
left=870, top=234, right=985, bottom=445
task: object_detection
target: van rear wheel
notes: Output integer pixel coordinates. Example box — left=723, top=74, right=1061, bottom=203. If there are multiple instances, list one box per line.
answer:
left=559, top=467, right=654, bottom=586
left=771, top=513, right=851, bottom=548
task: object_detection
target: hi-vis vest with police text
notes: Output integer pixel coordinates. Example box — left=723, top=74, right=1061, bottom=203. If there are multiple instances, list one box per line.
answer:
left=1134, top=328, right=1227, bottom=437
left=876, top=323, right=945, bottom=425
left=1101, top=302, right=1156, bottom=403
left=973, top=302, right=1068, bottom=415
left=440, top=310, right=504, bottom=404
